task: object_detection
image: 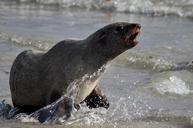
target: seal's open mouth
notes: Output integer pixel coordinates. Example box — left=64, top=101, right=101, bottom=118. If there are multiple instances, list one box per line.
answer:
left=125, top=27, right=141, bottom=46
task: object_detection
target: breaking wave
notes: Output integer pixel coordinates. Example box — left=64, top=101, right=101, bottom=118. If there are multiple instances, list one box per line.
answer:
left=0, top=32, right=54, bottom=51
left=2, top=0, right=193, bottom=18
left=1, top=31, right=192, bottom=72
left=116, top=52, right=193, bottom=72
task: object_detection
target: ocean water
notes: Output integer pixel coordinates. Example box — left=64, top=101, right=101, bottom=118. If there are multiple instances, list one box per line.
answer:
left=0, top=0, right=193, bottom=128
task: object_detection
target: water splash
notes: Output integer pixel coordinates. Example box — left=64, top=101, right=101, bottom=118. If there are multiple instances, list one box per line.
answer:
left=66, top=64, right=107, bottom=103
left=0, top=100, right=18, bottom=119
left=109, top=96, right=153, bottom=121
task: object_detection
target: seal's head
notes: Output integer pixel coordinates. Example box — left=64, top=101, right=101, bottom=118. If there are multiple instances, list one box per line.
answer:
left=87, top=22, right=141, bottom=60
left=104, top=22, right=140, bottom=48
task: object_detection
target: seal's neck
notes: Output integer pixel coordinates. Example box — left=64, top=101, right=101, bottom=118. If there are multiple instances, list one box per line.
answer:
left=81, top=41, right=110, bottom=72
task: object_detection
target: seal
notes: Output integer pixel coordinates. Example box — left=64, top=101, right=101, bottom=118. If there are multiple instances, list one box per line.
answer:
left=9, top=22, right=141, bottom=121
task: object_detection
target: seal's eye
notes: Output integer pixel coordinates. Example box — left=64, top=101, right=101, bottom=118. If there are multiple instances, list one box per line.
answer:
left=114, top=26, right=123, bottom=34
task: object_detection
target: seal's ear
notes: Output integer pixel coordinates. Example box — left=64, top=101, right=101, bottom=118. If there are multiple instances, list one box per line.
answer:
left=98, top=32, right=107, bottom=45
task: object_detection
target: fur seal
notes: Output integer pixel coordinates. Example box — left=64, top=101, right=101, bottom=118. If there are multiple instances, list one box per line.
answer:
left=9, top=22, right=141, bottom=120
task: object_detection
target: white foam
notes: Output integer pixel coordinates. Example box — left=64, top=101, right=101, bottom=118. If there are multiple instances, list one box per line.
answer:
left=19, top=116, right=39, bottom=123
left=155, top=76, right=191, bottom=95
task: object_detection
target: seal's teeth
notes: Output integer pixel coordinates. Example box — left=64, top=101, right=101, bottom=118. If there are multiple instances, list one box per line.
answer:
left=136, top=28, right=141, bottom=33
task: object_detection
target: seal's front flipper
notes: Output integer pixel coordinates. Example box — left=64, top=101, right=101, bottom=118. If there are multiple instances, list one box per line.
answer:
left=83, top=86, right=109, bottom=109
left=31, top=97, right=73, bottom=123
